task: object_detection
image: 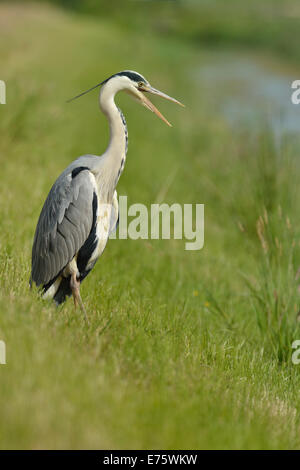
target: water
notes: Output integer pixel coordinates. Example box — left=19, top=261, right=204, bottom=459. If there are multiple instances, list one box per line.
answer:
left=197, top=52, right=300, bottom=138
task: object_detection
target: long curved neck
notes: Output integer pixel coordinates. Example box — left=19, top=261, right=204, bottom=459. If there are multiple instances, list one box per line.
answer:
left=99, top=83, right=128, bottom=164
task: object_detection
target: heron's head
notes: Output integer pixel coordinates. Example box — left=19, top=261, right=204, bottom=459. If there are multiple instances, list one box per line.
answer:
left=68, top=70, right=184, bottom=127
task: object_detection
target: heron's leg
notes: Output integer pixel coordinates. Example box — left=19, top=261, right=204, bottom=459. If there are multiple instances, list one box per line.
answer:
left=70, top=272, right=89, bottom=324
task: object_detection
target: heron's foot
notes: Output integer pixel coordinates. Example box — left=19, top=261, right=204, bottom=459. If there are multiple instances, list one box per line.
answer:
left=70, top=273, right=89, bottom=325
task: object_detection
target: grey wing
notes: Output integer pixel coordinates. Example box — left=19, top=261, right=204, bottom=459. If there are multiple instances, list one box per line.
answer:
left=31, top=170, right=96, bottom=286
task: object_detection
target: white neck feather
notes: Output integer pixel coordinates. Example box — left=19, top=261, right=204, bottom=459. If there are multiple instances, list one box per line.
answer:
left=99, top=80, right=127, bottom=163
left=93, top=78, right=129, bottom=201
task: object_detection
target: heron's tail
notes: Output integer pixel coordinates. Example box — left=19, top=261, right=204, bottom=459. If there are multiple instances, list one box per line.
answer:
left=53, top=276, right=72, bottom=305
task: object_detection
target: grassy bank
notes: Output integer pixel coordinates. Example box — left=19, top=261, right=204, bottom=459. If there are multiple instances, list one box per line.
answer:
left=17, top=0, right=300, bottom=63
left=0, top=2, right=300, bottom=449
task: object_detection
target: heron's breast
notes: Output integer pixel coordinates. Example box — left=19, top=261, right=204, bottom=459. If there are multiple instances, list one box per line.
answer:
left=86, top=204, right=111, bottom=264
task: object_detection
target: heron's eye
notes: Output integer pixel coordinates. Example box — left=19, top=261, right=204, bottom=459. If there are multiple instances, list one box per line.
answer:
left=138, top=81, right=144, bottom=89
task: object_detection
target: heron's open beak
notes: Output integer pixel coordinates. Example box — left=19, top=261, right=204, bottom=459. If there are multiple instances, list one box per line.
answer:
left=138, top=85, right=184, bottom=127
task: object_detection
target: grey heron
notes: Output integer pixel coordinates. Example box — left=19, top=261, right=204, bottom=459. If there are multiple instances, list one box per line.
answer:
left=31, top=70, right=183, bottom=321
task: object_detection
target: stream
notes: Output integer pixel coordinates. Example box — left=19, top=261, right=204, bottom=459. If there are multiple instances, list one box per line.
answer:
left=197, top=51, right=300, bottom=140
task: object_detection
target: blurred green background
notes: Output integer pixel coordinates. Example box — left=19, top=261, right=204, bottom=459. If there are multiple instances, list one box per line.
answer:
left=1, top=0, right=300, bottom=449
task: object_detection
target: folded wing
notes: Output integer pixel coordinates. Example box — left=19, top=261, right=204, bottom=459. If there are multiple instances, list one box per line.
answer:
left=31, top=169, right=96, bottom=287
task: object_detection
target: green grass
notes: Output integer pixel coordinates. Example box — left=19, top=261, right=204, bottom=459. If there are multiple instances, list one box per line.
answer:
left=1, top=2, right=300, bottom=449
left=30, top=0, right=300, bottom=64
